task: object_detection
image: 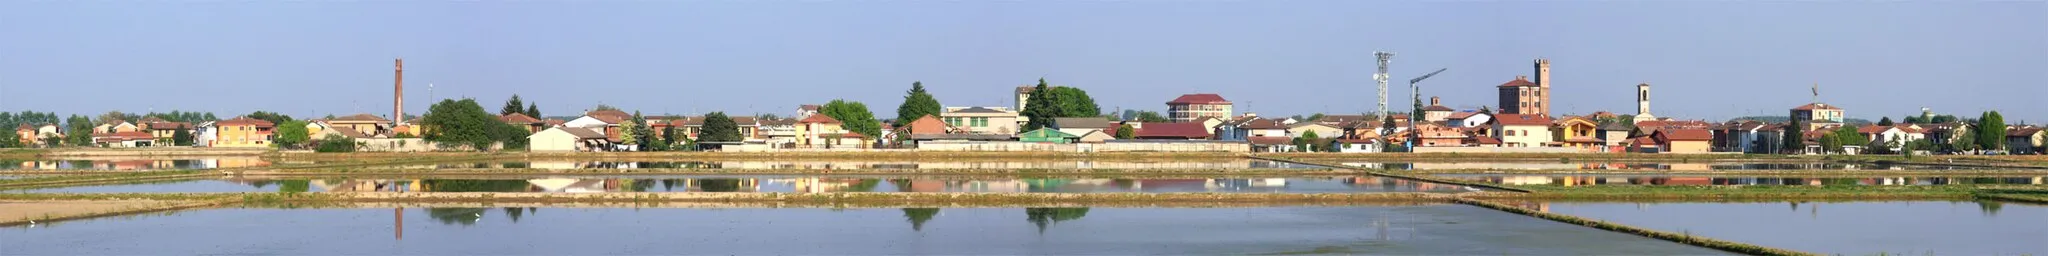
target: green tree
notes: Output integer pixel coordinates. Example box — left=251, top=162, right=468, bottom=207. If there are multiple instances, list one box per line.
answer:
left=1781, top=127, right=1804, bottom=154
left=1977, top=111, right=2006, bottom=151
left=618, top=120, right=641, bottom=146
left=274, top=121, right=312, bottom=149
left=422, top=98, right=525, bottom=151
left=171, top=129, right=194, bottom=146
left=525, top=103, right=541, bottom=118
left=594, top=104, right=621, bottom=111
left=1131, top=111, right=1169, bottom=123
left=0, top=130, right=20, bottom=148
left=699, top=112, right=743, bottom=143
left=1305, top=113, right=1327, bottom=123
left=64, top=115, right=93, bottom=146
left=822, top=100, right=881, bottom=138
left=1931, top=115, right=1959, bottom=124
left=1824, top=126, right=1868, bottom=154
left=903, top=208, right=940, bottom=231
left=1114, top=124, right=1135, bottom=139
left=502, top=94, right=525, bottom=116
left=1048, top=86, right=1101, bottom=118
left=1022, top=79, right=1059, bottom=130
left=1297, top=130, right=1321, bottom=152
left=894, top=81, right=943, bottom=126
left=1877, top=117, right=1894, bottom=126
left=313, top=134, right=358, bottom=153
left=1954, top=128, right=1980, bottom=153
left=245, top=111, right=294, bottom=125
left=1025, top=208, right=1090, bottom=233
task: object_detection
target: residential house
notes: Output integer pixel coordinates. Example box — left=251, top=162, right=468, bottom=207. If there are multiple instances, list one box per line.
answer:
left=1075, top=130, right=1115, bottom=143
left=1330, top=139, right=1379, bottom=152
left=1413, top=123, right=1463, bottom=147
left=1248, top=136, right=1295, bottom=152
left=759, top=118, right=799, bottom=146
left=563, top=110, right=631, bottom=143
left=897, top=115, right=955, bottom=136
left=1921, top=123, right=1971, bottom=148
left=1018, top=128, right=1079, bottom=144
left=1714, top=121, right=1768, bottom=153
left=1192, top=117, right=1224, bottom=136
left=501, top=113, right=548, bottom=133
left=141, top=120, right=191, bottom=146
left=1421, top=97, right=1456, bottom=122
left=795, top=114, right=869, bottom=148
left=326, top=113, right=391, bottom=135
left=1860, top=125, right=1927, bottom=153
left=1240, top=119, right=1289, bottom=138
left=1653, top=129, right=1713, bottom=154
left=797, top=105, right=821, bottom=119
left=1789, top=103, right=1846, bottom=132
left=1052, top=117, right=1113, bottom=138
left=1213, top=115, right=1263, bottom=141
left=1133, top=122, right=1212, bottom=140
left=210, top=117, right=275, bottom=148
left=940, top=107, right=1021, bottom=134
left=13, top=124, right=33, bottom=146
left=1751, top=124, right=1787, bottom=154
left=666, top=116, right=760, bottom=141
left=2008, top=127, right=2045, bottom=154
left=94, top=120, right=139, bottom=134
left=93, top=131, right=155, bottom=147
left=1491, top=114, right=1554, bottom=148
left=1166, top=93, right=1233, bottom=123
left=1551, top=117, right=1602, bottom=151
left=1465, top=135, right=1502, bottom=147
left=194, top=121, right=216, bottom=147
left=1597, top=123, right=1632, bottom=152
left=528, top=127, right=611, bottom=152
left=1312, top=115, right=1369, bottom=126
left=1446, top=112, right=1493, bottom=128
left=1286, top=122, right=1342, bottom=139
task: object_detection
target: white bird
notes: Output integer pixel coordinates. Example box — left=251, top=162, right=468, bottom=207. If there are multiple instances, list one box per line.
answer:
left=27, top=220, right=36, bottom=228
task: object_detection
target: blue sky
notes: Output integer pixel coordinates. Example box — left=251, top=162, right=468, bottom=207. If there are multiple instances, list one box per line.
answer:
left=2, top=1, right=2042, bottom=123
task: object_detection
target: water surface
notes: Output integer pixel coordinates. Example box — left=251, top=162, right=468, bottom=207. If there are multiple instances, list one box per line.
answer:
left=0, top=158, right=269, bottom=171
left=1345, top=162, right=1982, bottom=171
left=9, top=175, right=1477, bottom=194
left=0, top=206, right=1728, bottom=255
left=1544, top=201, right=2048, bottom=255
left=1437, top=174, right=2044, bottom=186
left=366, top=159, right=1325, bottom=170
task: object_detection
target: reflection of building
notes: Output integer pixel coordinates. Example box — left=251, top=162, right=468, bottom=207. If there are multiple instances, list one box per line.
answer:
left=315, top=179, right=422, bottom=192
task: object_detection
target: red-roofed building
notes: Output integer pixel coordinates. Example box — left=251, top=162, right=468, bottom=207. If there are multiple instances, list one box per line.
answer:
left=1652, top=128, right=1713, bottom=154
left=1166, top=94, right=1233, bottom=123
left=1790, top=103, right=1846, bottom=132
left=1497, top=59, right=1553, bottom=116
left=1134, top=122, right=1212, bottom=140
left=1491, top=114, right=1554, bottom=148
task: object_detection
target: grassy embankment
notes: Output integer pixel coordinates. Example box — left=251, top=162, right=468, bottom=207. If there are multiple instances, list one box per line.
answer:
left=1454, top=198, right=1817, bottom=256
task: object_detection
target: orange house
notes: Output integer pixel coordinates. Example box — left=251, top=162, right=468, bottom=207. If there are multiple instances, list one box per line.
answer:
left=212, top=117, right=275, bottom=148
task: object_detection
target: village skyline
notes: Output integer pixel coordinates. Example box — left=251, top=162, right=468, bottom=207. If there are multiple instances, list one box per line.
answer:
left=1, top=1, right=2042, bottom=122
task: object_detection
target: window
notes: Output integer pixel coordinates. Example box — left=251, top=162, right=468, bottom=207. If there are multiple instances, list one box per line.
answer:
left=1506, top=130, right=1516, bottom=136
left=971, top=117, right=988, bottom=127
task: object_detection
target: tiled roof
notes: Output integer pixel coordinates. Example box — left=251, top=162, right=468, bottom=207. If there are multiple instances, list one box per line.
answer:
left=1467, top=136, right=1501, bottom=145
left=1134, top=122, right=1211, bottom=138
left=146, top=122, right=191, bottom=130
left=215, top=117, right=275, bottom=127
left=1422, top=105, right=1455, bottom=112
left=1658, top=129, right=1714, bottom=141
left=330, top=113, right=390, bottom=122
left=948, top=107, right=1010, bottom=114
left=93, top=131, right=155, bottom=142
left=586, top=109, right=630, bottom=118
left=500, top=113, right=542, bottom=124
left=1166, top=94, right=1230, bottom=105
left=1314, top=115, right=1368, bottom=124
left=1446, top=112, right=1482, bottom=120
left=555, top=127, right=607, bottom=139
left=1492, top=114, right=1553, bottom=126
left=798, top=114, right=842, bottom=124
left=1053, top=117, right=1114, bottom=129
left=1240, top=119, right=1286, bottom=130
left=1497, top=77, right=1537, bottom=87
left=1791, top=103, right=1842, bottom=111
left=799, top=105, right=821, bottom=111
left=2009, top=127, right=2044, bottom=137
left=1598, top=122, right=1633, bottom=131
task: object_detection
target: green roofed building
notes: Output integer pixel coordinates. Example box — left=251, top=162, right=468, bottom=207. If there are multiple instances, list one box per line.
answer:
left=1018, top=128, right=1078, bottom=144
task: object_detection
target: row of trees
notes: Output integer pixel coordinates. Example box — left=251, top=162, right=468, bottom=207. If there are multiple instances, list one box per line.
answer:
left=500, top=94, right=542, bottom=118
left=1022, top=78, right=1102, bottom=130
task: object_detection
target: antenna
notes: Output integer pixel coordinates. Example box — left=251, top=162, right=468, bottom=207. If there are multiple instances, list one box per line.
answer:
left=1374, top=52, right=1393, bottom=121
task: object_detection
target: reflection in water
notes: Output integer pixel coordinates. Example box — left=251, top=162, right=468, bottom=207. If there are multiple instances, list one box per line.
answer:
left=197, top=176, right=1473, bottom=194
left=378, top=160, right=1324, bottom=170
left=1026, top=208, right=1090, bottom=234
left=1349, top=162, right=1983, bottom=171
left=902, top=208, right=938, bottom=231
left=423, top=207, right=538, bottom=226
left=1, top=158, right=270, bottom=170
left=1456, top=175, right=2046, bottom=186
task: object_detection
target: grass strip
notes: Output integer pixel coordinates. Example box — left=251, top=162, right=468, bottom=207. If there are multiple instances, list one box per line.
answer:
left=1455, top=198, right=1819, bottom=256
left=1250, top=156, right=1531, bottom=193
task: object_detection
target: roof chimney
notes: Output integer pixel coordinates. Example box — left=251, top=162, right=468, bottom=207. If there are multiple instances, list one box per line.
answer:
left=1429, top=96, right=1441, bottom=106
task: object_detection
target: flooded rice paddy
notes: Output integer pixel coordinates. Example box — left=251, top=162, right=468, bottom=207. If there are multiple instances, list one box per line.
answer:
left=1437, top=174, right=2047, bottom=186
left=8, top=175, right=1478, bottom=194
left=1542, top=201, right=2048, bottom=255
left=0, top=205, right=1728, bottom=255
left=362, top=159, right=1326, bottom=170
left=1344, top=162, right=1985, bottom=171
left=0, top=157, right=269, bottom=171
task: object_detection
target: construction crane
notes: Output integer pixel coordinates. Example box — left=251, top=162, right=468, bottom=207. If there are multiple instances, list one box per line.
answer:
left=1374, top=52, right=1393, bottom=122
left=1406, top=68, right=1448, bottom=149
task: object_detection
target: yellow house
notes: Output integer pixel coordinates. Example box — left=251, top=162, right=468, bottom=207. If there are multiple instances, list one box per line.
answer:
left=794, top=114, right=868, bottom=147
left=326, top=113, right=390, bottom=135
left=1550, top=117, right=1602, bottom=151
left=212, top=117, right=276, bottom=148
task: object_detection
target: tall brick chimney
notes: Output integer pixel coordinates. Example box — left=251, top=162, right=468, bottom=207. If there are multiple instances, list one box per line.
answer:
left=394, top=58, right=404, bottom=124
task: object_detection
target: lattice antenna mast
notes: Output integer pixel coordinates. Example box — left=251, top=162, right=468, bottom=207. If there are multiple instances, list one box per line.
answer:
left=1374, top=52, right=1393, bottom=119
